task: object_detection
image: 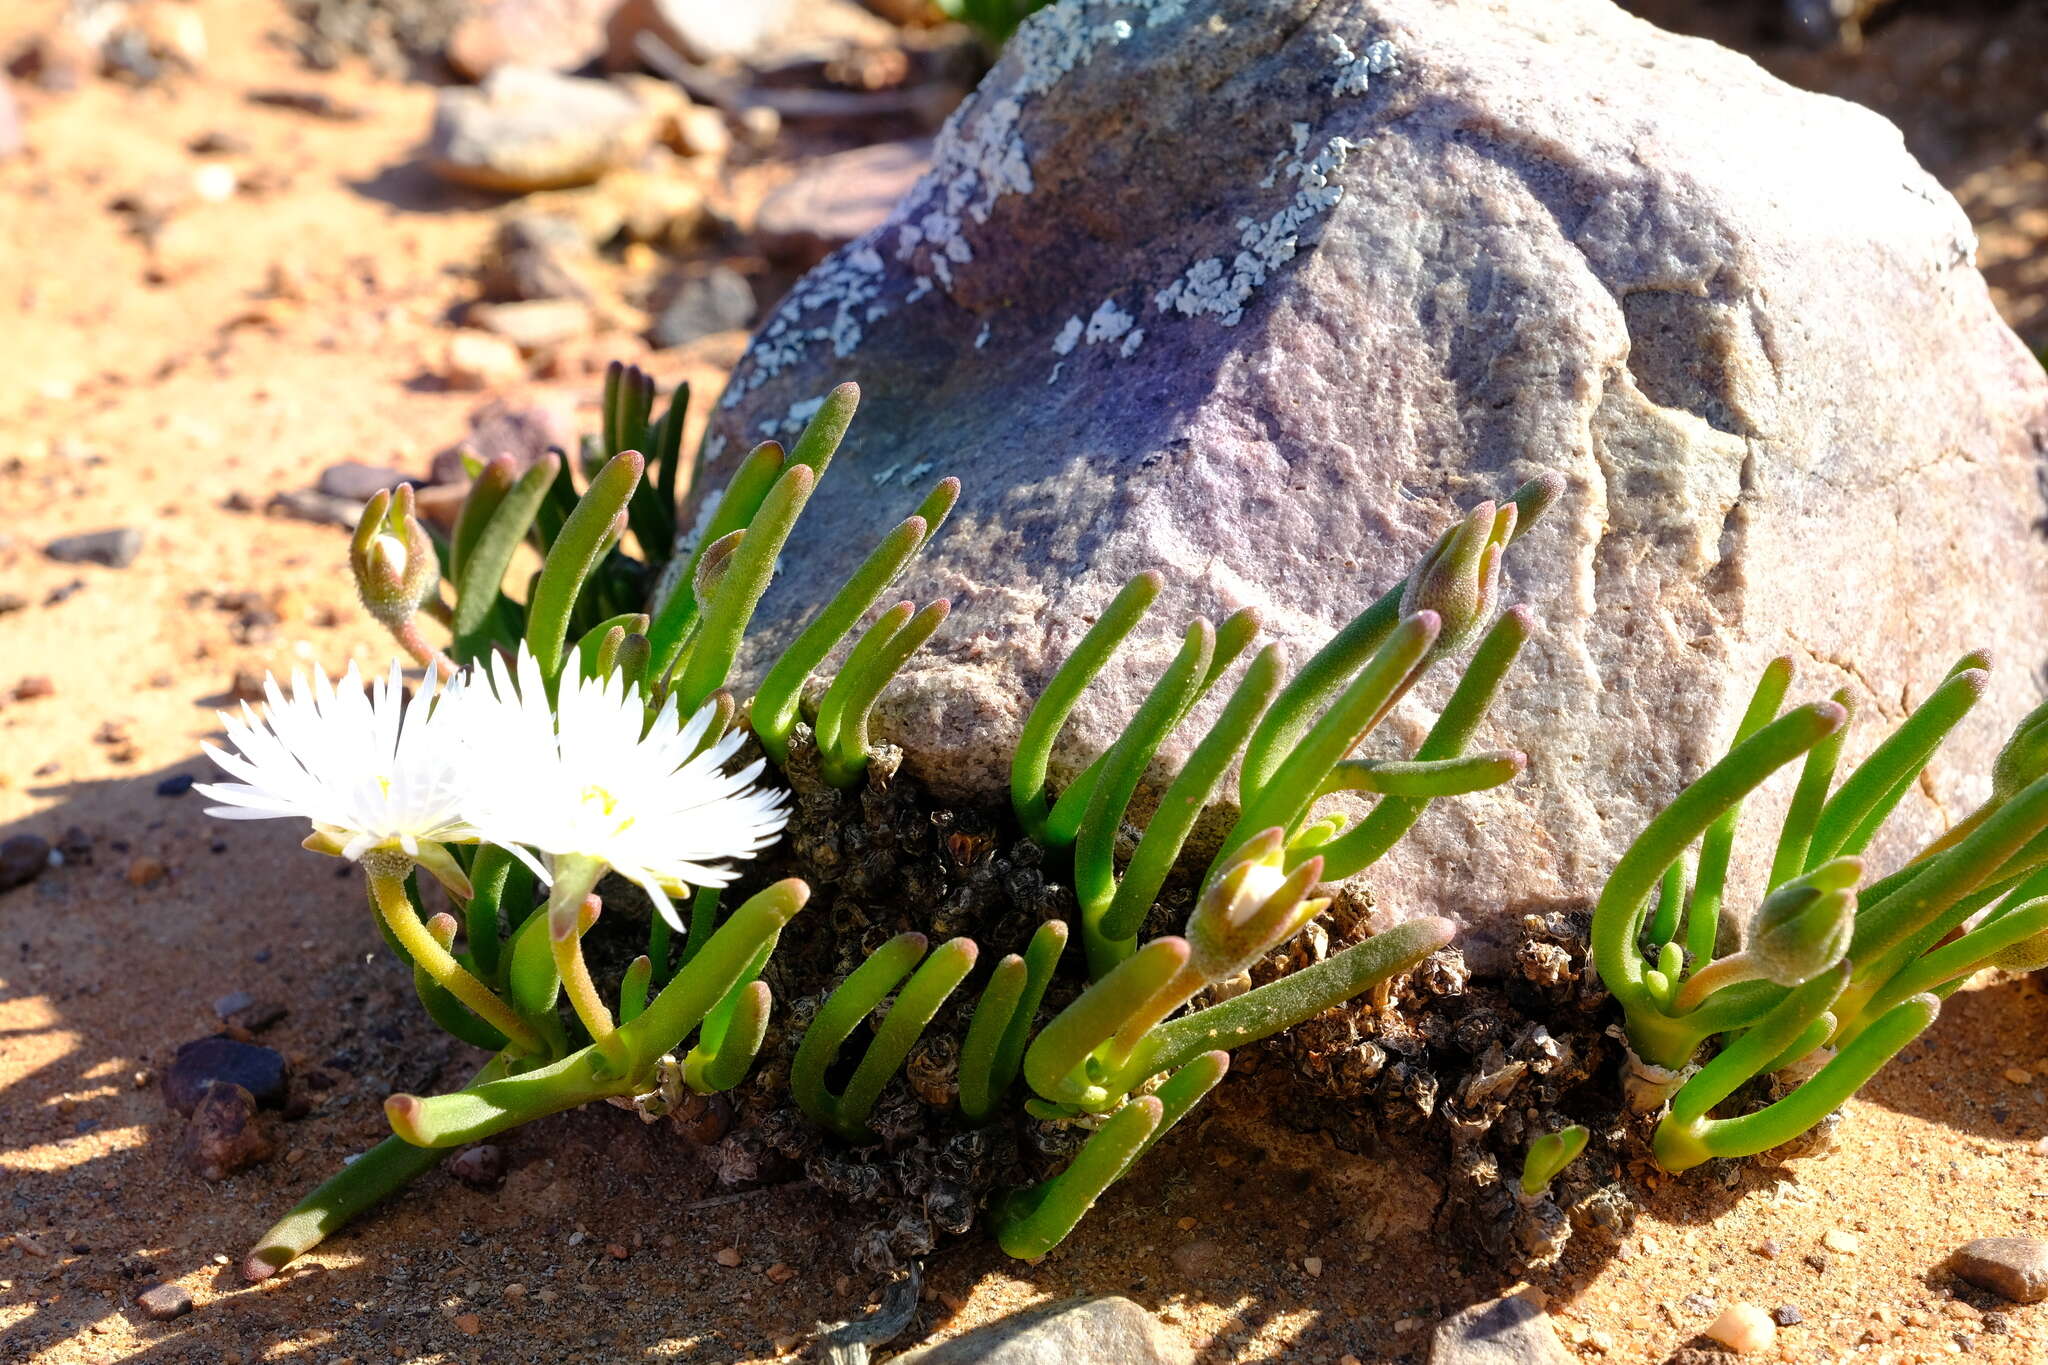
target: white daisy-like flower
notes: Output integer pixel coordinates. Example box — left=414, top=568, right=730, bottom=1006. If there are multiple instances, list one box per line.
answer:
left=196, top=660, right=476, bottom=863
left=461, top=647, right=789, bottom=929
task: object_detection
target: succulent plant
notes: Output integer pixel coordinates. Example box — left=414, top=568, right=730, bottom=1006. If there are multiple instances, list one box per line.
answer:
left=1592, top=654, right=2048, bottom=1170
left=216, top=366, right=1564, bottom=1275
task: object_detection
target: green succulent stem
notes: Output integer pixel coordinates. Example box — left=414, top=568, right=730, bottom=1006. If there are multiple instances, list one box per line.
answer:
left=1520, top=1124, right=1590, bottom=1198
left=1593, top=701, right=1846, bottom=1069
left=816, top=599, right=951, bottom=788
left=451, top=454, right=558, bottom=657
left=995, top=1097, right=1162, bottom=1259
left=242, top=1052, right=512, bottom=1282
left=647, top=441, right=787, bottom=670
left=1012, top=572, right=1163, bottom=846
left=1808, top=663, right=1988, bottom=864
left=1128, top=916, right=1455, bottom=1088
left=368, top=867, right=544, bottom=1056
left=526, top=452, right=643, bottom=684
left=1654, top=990, right=1937, bottom=1171
left=1683, top=658, right=1793, bottom=965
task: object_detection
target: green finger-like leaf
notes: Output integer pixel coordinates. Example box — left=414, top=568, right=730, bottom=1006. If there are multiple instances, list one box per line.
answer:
left=453, top=454, right=559, bottom=650
left=450, top=455, right=517, bottom=582
left=1809, top=665, right=1988, bottom=864
left=1593, top=700, right=1845, bottom=1057
left=1520, top=1124, right=1590, bottom=1198
left=1771, top=691, right=1850, bottom=886
left=833, top=937, right=977, bottom=1137
left=1213, top=612, right=1439, bottom=884
left=526, top=452, right=644, bottom=683
left=1026, top=936, right=1188, bottom=1107
left=817, top=599, right=950, bottom=788
left=994, top=1096, right=1161, bottom=1260
left=1096, top=647, right=1285, bottom=958
left=674, top=464, right=817, bottom=712
left=683, top=980, right=773, bottom=1093
left=1012, top=572, right=1163, bottom=845
left=1669, top=962, right=1849, bottom=1128
left=786, top=381, right=859, bottom=476
left=1128, top=916, right=1453, bottom=1088
left=959, top=954, right=1028, bottom=1126
left=386, top=1048, right=617, bottom=1148
left=790, top=931, right=927, bottom=1131
left=621, top=879, right=808, bottom=1075
left=1316, top=603, right=1534, bottom=881
left=1685, top=657, right=1794, bottom=967
left=1320, top=750, right=1527, bottom=799
left=647, top=440, right=787, bottom=674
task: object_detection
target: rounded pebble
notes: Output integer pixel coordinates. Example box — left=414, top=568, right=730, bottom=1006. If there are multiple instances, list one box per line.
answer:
left=1704, top=1304, right=1776, bottom=1354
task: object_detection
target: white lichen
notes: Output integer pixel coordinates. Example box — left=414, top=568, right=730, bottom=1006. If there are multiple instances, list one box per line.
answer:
left=1084, top=298, right=1135, bottom=346
left=974, top=322, right=992, bottom=349
left=1154, top=135, right=1356, bottom=327
left=1119, top=327, right=1146, bottom=358
left=1326, top=33, right=1398, bottom=97
left=1052, top=316, right=1084, bottom=356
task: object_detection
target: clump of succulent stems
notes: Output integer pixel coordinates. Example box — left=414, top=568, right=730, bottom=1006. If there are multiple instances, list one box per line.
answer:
left=1592, top=653, right=2048, bottom=1172
left=241, top=366, right=1563, bottom=1273
left=796, top=473, right=1561, bottom=1255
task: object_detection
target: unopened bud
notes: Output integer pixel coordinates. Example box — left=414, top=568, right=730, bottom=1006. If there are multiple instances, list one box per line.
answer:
left=1399, top=499, right=1514, bottom=656
left=350, top=484, right=438, bottom=629
left=1187, top=829, right=1329, bottom=982
left=1993, top=697, right=2048, bottom=802
left=1750, top=860, right=1858, bottom=987
left=694, top=528, right=745, bottom=604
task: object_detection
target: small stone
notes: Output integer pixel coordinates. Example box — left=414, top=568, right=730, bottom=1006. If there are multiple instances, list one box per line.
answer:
left=1302, top=1256, right=1323, bottom=1277
left=1947, top=1237, right=2048, bottom=1304
left=503, top=1282, right=527, bottom=1300
left=1681, top=1294, right=1719, bottom=1318
left=135, top=1282, right=192, bottom=1321
left=1704, top=1304, right=1776, bottom=1354
left=454, top=1312, right=482, bottom=1335
left=211, top=991, right=254, bottom=1019
left=1772, top=1304, right=1803, bottom=1326
left=176, top=1084, right=274, bottom=1181
left=447, top=0, right=616, bottom=80
left=450, top=1144, right=506, bottom=1189
left=607, top=1242, right=629, bottom=1260
left=155, top=773, right=195, bottom=797
left=0, top=833, right=51, bottom=893
left=672, top=104, right=729, bottom=161
left=443, top=330, right=527, bottom=391
left=754, top=139, right=931, bottom=267
left=714, top=1246, right=742, bottom=1267
left=889, top=1296, right=1192, bottom=1365
left=428, top=67, right=666, bottom=193
left=44, top=527, right=143, bottom=569
left=765, top=1261, right=796, bottom=1283
left=604, top=0, right=799, bottom=66
left=160, top=1036, right=289, bottom=1115
left=649, top=266, right=755, bottom=349
left=1823, top=1229, right=1861, bottom=1255
left=1428, top=1293, right=1571, bottom=1364
left=265, top=488, right=363, bottom=528
left=2006, top=1067, right=2033, bottom=1085
left=127, top=857, right=167, bottom=888
left=12, top=675, right=54, bottom=700
left=469, top=298, right=593, bottom=352
left=0, top=592, right=26, bottom=615
left=316, top=462, right=408, bottom=502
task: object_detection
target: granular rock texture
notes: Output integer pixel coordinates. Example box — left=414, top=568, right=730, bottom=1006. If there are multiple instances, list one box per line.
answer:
left=697, top=0, right=2048, bottom=963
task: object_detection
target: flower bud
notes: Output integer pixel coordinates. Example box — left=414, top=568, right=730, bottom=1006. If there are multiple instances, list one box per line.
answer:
left=350, top=484, right=439, bottom=629
left=1399, top=499, right=1514, bottom=656
left=1749, top=861, right=1858, bottom=988
left=1187, top=829, right=1330, bottom=982
left=1992, top=697, right=2048, bottom=802
left=694, top=528, right=745, bottom=604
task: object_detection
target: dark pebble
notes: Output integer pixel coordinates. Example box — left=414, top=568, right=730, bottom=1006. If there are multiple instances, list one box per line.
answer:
left=155, top=773, right=195, bottom=797
left=0, top=833, right=51, bottom=893
left=649, top=266, right=756, bottom=350
left=44, top=527, right=142, bottom=568
left=315, top=461, right=408, bottom=502
left=135, top=1282, right=192, bottom=1321
left=160, top=1036, right=288, bottom=1115
left=1773, top=1305, right=1804, bottom=1326
left=43, top=578, right=84, bottom=606
left=1983, top=1312, right=2011, bottom=1334
left=14, top=675, right=54, bottom=701
left=1681, top=1293, right=1719, bottom=1318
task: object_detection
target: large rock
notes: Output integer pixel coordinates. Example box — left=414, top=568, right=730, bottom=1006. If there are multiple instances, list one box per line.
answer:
left=695, top=0, right=2048, bottom=959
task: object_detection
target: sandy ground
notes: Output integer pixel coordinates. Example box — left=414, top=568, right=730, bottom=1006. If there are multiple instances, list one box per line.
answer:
left=5, top=3, right=2048, bottom=1362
